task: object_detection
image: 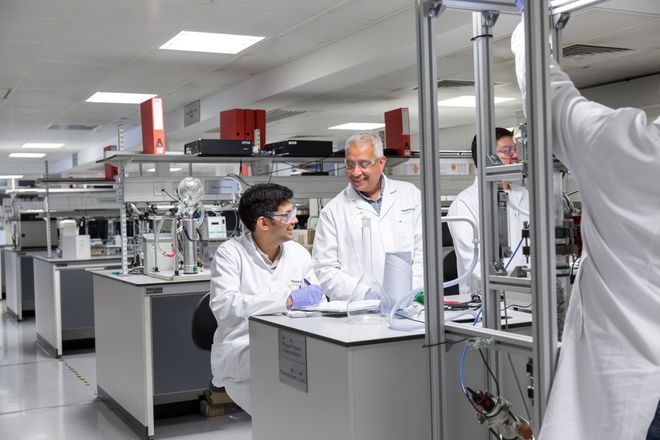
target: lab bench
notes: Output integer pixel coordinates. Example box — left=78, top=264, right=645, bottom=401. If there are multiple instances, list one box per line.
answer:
left=92, top=270, right=212, bottom=440
left=249, top=311, right=533, bottom=440
left=33, top=255, right=122, bottom=357
left=4, top=248, right=46, bottom=320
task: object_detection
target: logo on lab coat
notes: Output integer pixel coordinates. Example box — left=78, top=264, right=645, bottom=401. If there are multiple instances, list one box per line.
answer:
left=352, top=210, right=374, bottom=224
left=289, top=279, right=303, bottom=290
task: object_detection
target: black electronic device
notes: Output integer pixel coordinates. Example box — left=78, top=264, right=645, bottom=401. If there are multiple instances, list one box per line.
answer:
left=262, top=140, right=333, bottom=157
left=184, top=139, right=253, bottom=156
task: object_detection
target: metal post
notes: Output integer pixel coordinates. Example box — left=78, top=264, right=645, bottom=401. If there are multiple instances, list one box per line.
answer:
left=416, top=1, right=447, bottom=439
left=550, top=12, right=570, bottom=64
left=473, top=9, right=501, bottom=332
left=524, top=0, right=558, bottom=430
left=117, top=164, right=128, bottom=276
left=44, top=161, right=52, bottom=257
left=472, top=12, right=503, bottom=435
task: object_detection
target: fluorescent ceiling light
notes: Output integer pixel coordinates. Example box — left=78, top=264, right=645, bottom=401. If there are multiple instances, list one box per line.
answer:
left=0, top=175, right=23, bottom=179
left=159, top=31, right=264, bottom=54
left=86, top=92, right=157, bottom=104
left=9, top=152, right=46, bottom=158
left=328, top=123, right=386, bottom=130
left=22, top=143, right=64, bottom=149
left=146, top=167, right=183, bottom=173
left=438, top=95, right=515, bottom=107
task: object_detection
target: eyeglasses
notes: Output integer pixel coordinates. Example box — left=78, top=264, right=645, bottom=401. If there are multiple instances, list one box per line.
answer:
left=496, top=145, right=519, bottom=157
left=264, top=206, right=297, bottom=224
left=344, top=158, right=381, bottom=170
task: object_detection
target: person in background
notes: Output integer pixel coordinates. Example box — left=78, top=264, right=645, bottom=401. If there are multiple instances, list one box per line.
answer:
left=511, top=11, right=660, bottom=440
left=209, top=183, right=324, bottom=414
left=312, top=132, right=423, bottom=300
left=447, top=127, right=530, bottom=294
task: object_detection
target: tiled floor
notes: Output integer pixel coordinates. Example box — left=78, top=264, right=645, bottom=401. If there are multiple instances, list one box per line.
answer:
left=0, top=302, right=252, bottom=440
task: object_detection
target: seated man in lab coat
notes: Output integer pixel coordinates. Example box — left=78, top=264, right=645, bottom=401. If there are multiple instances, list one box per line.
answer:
left=447, top=127, right=530, bottom=294
left=209, top=183, right=324, bottom=414
left=312, top=132, right=423, bottom=300
left=511, top=16, right=660, bottom=440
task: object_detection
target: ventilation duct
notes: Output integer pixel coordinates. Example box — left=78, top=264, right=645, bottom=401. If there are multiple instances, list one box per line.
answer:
left=563, top=44, right=632, bottom=57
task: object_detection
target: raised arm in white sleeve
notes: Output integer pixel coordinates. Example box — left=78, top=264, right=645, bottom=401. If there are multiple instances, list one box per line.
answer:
left=312, top=208, right=360, bottom=300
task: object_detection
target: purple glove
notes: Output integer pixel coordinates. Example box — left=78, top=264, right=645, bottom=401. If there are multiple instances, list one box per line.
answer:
left=514, top=0, right=524, bottom=13
left=364, top=290, right=381, bottom=300
left=289, top=285, right=325, bottom=308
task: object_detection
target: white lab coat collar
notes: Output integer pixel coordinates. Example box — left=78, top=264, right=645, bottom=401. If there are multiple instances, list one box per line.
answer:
left=345, top=174, right=397, bottom=219
left=239, top=232, right=284, bottom=272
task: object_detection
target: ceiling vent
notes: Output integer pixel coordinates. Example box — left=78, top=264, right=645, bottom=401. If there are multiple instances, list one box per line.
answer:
left=563, top=44, right=632, bottom=57
left=1, top=88, right=11, bottom=100
left=437, top=79, right=475, bottom=88
left=265, top=109, right=305, bottom=123
left=48, top=124, right=98, bottom=131
left=413, top=79, right=504, bottom=91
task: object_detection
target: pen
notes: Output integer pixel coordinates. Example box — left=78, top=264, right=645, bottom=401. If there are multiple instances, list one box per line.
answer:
left=303, top=278, right=311, bottom=286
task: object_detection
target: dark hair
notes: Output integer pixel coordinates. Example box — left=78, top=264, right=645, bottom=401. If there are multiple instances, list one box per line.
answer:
left=238, top=183, right=294, bottom=232
left=470, top=127, right=513, bottom=167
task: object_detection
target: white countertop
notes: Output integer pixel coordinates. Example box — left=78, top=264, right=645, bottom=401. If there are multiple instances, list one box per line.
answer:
left=91, top=269, right=211, bottom=286
left=250, top=308, right=532, bottom=347
left=250, top=314, right=425, bottom=347
left=33, top=255, right=122, bottom=264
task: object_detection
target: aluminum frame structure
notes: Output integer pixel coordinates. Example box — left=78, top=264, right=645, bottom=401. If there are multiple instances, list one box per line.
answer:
left=417, top=0, right=601, bottom=438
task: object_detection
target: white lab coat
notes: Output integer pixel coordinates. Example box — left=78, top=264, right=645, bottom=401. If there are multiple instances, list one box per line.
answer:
left=512, top=22, right=660, bottom=440
left=209, top=232, right=317, bottom=414
left=447, top=177, right=529, bottom=294
left=312, top=175, right=423, bottom=300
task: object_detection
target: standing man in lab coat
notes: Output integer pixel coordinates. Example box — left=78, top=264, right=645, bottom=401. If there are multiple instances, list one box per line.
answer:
left=447, top=127, right=530, bottom=294
left=511, top=18, right=660, bottom=440
left=209, top=183, right=324, bottom=414
left=312, top=132, right=423, bottom=300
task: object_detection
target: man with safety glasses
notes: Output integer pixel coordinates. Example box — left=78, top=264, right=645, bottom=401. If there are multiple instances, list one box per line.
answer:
left=447, top=127, right=530, bottom=295
left=209, top=183, right=324, bottom=414
left=312, top=132, right=423, bottom=300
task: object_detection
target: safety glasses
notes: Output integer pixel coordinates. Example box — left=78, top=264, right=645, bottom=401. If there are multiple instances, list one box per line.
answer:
left=264, top=206, right=298, bottom=224
left=496, top=145, right=519, bottom=158
left=344, top=157, right=380, bottom=170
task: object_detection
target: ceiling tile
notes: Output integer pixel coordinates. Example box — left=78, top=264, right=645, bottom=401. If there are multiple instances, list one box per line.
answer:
left=111, top=63, right=217, bottom=86
left=284, top=13, right=373, bottom=41
left=53, top=103, right=133, bottom=125
left=329, top=0, right=412, bottom=19
left=0, top=40, right=43, bottom=61
left=26, top=61, right=120, bottom=81
left=215, top=0, right=342, bottom=13
left=185, top=5, right=312, bottom=36
left=579, top=18, right=660, bottom=50
left=562, top=10, right=657, bottom=46
left=224, top=36, right=327, bottom=74
left=90, top=80, right=170, bottom=95
left=136, top=48, right=234, bottom=69
left=162, top=68, right=246, bottom=107
left=51, top=21, right=177, bottom=52
left=18, top=77, right=106, bottom=92
left=0, top=59, right=31, bottom=85
left=0, top=16, right=62, bottom=42
left=0, top=0, right=78, bottom=19
left=70, top=0, right=209, bottom=27
left=5, top=89, right=88, bottom=110
left=37, top=42, right=150, bottom=66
